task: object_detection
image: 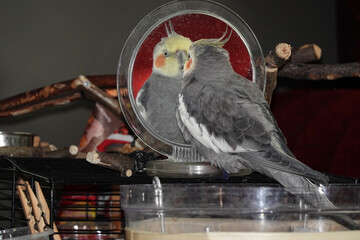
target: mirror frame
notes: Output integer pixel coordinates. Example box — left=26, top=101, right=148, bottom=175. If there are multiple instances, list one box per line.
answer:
left=117, top=0, right=266, bottom=158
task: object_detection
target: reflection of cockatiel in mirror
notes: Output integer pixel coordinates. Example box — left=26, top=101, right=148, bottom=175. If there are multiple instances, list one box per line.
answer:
left=136, top=21, right=192, bottom=144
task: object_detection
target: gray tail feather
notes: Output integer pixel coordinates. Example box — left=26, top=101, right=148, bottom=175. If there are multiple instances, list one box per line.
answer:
left=273, top=171, right=360, bottom=230
left=272, top=171, right=333, bottom=209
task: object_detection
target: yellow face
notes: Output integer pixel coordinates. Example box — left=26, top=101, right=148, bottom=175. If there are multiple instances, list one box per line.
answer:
left=153, top=35, right=192, bottom=77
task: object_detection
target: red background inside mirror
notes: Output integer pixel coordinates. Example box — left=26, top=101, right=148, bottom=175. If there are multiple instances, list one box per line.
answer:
left=132, top=14, right=251, bottom=98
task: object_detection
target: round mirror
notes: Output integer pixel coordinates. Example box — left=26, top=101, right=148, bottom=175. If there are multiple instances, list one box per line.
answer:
left=117, top=0, right=265, bottom=167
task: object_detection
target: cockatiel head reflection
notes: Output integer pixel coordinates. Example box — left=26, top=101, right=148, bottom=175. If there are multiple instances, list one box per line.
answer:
left=152, top=22, right=192, bottom=77
left=136, top=21, right=192, bottom=144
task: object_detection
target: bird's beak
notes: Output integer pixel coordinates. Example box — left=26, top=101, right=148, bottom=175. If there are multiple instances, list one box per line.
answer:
left=176, top=50, right=187, bottom=71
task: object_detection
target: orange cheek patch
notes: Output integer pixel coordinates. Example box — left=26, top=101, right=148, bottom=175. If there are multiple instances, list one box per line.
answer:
left=155, top=55, right=165, bottom=68
left=185, top=59, right=192, bottom=70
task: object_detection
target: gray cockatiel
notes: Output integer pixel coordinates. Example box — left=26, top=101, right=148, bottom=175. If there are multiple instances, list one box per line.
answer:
left=136, top=22, right=192, bottom=144
left=176, top=31, right=359, bottom=228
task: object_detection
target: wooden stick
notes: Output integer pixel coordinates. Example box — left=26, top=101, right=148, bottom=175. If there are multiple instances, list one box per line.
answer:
left=17, top=185, right=38, bottom=234
left=0, top=145, right=79, bottom=158
left=265, top=43, right=292, bottom=69
left=0, top=74, right=125, bottom=118
left=34, top=182, right=49, bottom=224
left=290, top=44, right=322, bottom=63
left=75, top=151, right=87, bottom=159
left=278, top=43, right=360, bottom=80
left=0, top=145, right=56, bottom=157
left=74, top=75, right=123, bottom=117
left=0, top=75, right=115, bottom=111
left=278, top=62, right=360, bottom=80
left=43, top=145, right=78, bottom=158
left=264, top=68, right=278, bottom=104
left=35, top=182, right=62, bottom=240
left=0, top=92, right=82, bottom=117
left=264, top=43, right=292, bottom=104
left=86, top=151, right=135, bottom=177
left=25, top=181, right=46, bottom=232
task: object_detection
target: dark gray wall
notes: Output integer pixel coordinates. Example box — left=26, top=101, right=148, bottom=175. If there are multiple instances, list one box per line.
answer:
left=0, top=0, right=337, bottom=147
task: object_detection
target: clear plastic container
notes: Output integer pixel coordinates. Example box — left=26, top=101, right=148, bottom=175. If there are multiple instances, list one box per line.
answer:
left=0, top=227, right=53, bottom=240
left=120, top=183, right=360, bottom=240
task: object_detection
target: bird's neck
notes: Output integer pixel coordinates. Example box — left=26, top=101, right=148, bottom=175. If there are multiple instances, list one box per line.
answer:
left=152, top=66, right=182, bottom=78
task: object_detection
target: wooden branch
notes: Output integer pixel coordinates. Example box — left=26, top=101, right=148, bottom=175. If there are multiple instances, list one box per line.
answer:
left=0, top=92, right=81, bottom=117
left=264, top=43, right=292, bottom=104
left=0, top=145, right=78, bottom=158
left=264, top=68, right=278, bottom=104
left=0, top=74, right=121, bottom=118
left=86, top=151, right=135, bottom=177
left=0, top=75, right=116, bottom=109
left=0, top=145, right=56, bottom=157
left=75, top=151, right=87, bottom=159
left=265, top=43, right=292, bottom=69
left=0, top=75, right=114, bottom=112
left=278, top=44, right=360, bottom=80
left=43, top=145, right=78, bottom=158
left=74, top=75, right=123, bottom=117
left=290, top=44, right=322, bottom=64
left=278, top=62, right=360, bottom=80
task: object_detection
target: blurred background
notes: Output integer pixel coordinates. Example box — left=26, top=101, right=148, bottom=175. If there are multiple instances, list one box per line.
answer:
left=0, top=0, right=359, bottom=176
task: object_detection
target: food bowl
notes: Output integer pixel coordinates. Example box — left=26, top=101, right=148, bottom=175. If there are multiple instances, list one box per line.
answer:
left=120, top=183, right=360, bottom=240
left=0, top=131, right=35, bottom=147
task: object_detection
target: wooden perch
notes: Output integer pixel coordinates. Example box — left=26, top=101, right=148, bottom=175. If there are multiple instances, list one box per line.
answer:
left=265, top=43, right=292, bottom=69
left=73, top=75, right=123, bottom=116
left=0, top=145, right=78, bottom=158
left=0, top=92, right=82, bottom=118
left=263, top=42, right=360, bottom=104
left=290, top=44, right=322, bottom=63
left=278, top=43, right=360, bottom=80
left=43, top=145, right=78, bottom=158
left=264, top=43, right=292, bottom=104
left=86, top=151, right=135, bottom=177
left=278, top=62, right=360, bottom=80
left=0, top=75, right=121, bottom=118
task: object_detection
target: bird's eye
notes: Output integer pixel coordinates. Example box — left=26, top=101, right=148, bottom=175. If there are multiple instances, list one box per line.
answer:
left=187, top=54, right=191, bottom=59
left=163, top=52, right=168, bottom=56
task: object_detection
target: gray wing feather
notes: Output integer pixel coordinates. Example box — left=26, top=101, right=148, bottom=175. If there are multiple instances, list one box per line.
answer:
left=138, top=73, right=186, bottom=143
left=180, top=77, right=328, bottom=185
left=136, top=80, right=150, bottom=111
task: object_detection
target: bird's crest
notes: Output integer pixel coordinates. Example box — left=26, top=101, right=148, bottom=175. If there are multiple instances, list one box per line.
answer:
left=194, top=26, right=233, bottom=48
left=161, top=21, right=192, bottom=53
left=165, top=20, right=177, bottom=36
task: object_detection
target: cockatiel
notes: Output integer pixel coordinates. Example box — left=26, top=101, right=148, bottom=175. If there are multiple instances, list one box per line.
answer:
left=136, top=22, right=192, bottom=144
left=176, top=30, right=360, bottom=229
